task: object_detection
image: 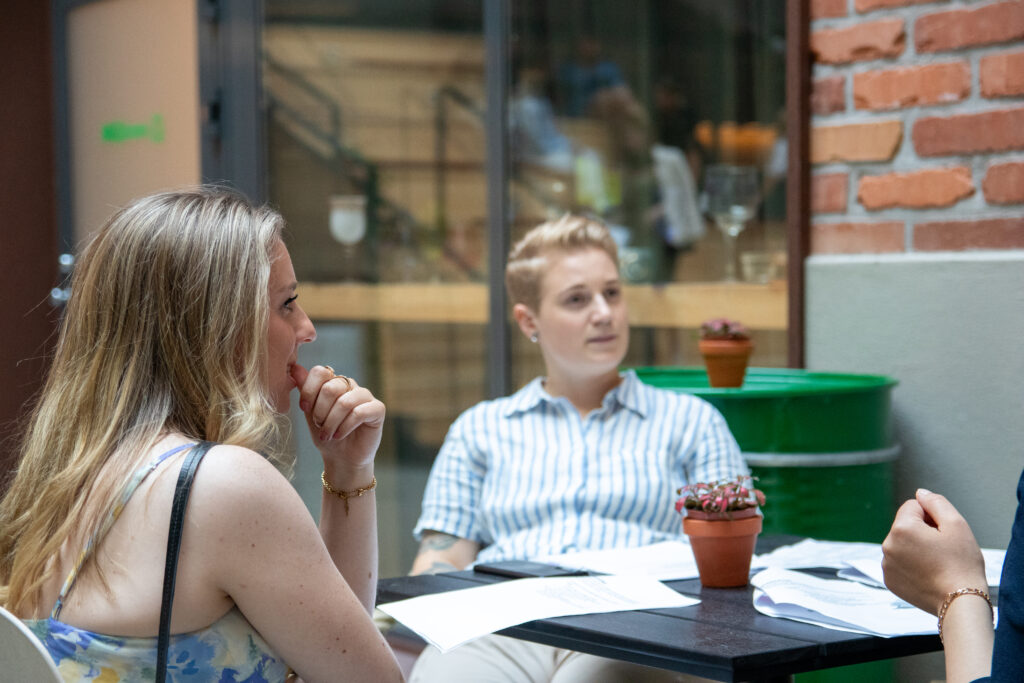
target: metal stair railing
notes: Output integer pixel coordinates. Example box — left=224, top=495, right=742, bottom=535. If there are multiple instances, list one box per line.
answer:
left=434, top=84, right=571, bottom=232
left=264, top=56, right=487, bottom=281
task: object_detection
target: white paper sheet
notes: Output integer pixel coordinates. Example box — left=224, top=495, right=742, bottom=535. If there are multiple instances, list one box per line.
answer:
left=837, top=547, right=1006, bottom=589
left=752, top=539, right=884, bottom=570
left=378, top=575, right=699, bottom=652
left=751, top=567, right=937, bottom=637
left=531, top=540, right=700, bottom=581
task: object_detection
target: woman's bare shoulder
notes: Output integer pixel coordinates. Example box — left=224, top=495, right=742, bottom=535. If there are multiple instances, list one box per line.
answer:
left=185, top=445, right=312, bottom=533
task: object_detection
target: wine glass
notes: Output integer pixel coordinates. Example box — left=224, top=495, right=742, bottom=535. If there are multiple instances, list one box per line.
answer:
left=704, top=164, right=760, bottom=282
left=329, top=195, right=367, bottom=281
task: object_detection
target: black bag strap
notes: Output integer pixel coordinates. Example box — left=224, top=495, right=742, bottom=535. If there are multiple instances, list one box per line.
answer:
left=156, top=441, right=215, bottom=682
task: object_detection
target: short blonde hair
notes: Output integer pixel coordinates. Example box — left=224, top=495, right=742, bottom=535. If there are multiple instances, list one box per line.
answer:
left=505, top=214, right=619, bottom=311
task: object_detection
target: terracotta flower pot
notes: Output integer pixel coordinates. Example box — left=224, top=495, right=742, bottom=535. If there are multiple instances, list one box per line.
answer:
left=698, top=338, right=753, bottom=388
left=683, top=507, right=762, bottom=587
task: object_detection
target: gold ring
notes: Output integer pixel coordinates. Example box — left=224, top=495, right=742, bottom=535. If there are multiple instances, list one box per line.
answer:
left=323, top=365, right=352, bottom=389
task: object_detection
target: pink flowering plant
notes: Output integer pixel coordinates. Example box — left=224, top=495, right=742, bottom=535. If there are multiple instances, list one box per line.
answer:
left=675, top=476, right=765, bottom=519
left=699, top=318, right=750, bottom=340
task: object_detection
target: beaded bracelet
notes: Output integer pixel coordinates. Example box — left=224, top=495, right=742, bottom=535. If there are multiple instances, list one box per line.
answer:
left=321, top=472, right=377, bottom=515
left=937, top=587, right=993, bottom=644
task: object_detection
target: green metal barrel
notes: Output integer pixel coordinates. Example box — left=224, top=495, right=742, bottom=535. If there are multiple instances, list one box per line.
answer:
left=634, top=367, right=900, bottom=542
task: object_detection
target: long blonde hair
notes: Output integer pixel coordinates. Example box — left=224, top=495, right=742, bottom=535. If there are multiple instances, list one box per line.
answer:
left=0, top=187, right=288, bottom=615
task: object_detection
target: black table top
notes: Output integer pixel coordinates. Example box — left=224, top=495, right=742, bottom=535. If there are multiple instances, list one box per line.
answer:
left=377, top=536, right=942, bottom=682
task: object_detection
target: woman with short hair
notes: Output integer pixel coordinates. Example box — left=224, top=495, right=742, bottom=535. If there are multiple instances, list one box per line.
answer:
left=409, top=214, right=747, bottom=682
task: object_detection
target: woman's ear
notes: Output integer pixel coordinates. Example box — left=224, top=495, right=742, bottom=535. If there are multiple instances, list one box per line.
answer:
left=512, top=303, right=538, bottom=341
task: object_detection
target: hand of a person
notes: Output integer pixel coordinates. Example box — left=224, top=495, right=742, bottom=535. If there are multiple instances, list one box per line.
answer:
left=881, top=488, right=987, bottom=615
left=291, top=364, right=385, bottom=471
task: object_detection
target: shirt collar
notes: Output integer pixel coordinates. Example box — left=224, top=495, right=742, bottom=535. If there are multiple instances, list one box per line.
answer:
left=606, top=369, right=648, bottom=417
left=503, top=370, right=649, bottom=418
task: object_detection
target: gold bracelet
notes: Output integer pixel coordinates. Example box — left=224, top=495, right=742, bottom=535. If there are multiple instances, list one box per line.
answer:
left=937, top=587, right=993, bottom=644
left=321, top=472, right=377, bottom=515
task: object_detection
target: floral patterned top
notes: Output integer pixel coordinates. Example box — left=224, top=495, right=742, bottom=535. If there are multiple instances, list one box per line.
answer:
left=23, top=443, right=291, bottom=682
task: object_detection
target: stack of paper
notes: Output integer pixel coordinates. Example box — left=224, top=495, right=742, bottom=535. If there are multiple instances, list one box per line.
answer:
left=378, top=575, right=699, bottom=652
left=753, top=539, right=883, bottom=570
left=531, top=540, right=699, bottom=581
left=838, top=547, right=1005, bottom=589
left=755, top=538, right=1005, bottom=587
left=751, top=567, right=937, bottom=637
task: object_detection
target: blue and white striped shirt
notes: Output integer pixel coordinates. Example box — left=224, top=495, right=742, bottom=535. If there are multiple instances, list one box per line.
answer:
left=414, top=370, right=748, bottom=563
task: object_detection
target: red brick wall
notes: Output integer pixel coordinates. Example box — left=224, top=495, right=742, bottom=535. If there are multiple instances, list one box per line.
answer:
left=808, top=0, right=1024, bottom=255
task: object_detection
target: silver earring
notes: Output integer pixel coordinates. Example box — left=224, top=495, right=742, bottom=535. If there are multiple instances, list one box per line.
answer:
left=530, top=332, right=539, bottom=343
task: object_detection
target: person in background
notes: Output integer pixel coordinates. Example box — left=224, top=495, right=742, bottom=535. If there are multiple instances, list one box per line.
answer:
left=0, top=187, right=403, bottom=682
left=557, top=35, right=626, bottom=118
left=882, top=470, right=1023, bottom=682
left=408, top=214, right=747, bottom=682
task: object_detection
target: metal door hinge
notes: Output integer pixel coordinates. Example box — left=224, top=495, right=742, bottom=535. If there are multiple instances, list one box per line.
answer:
left=49, top=252, right=74, bottom=307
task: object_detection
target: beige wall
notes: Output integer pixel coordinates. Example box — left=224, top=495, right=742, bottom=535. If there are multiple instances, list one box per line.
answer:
left=68, top=0, right=200, bottom=243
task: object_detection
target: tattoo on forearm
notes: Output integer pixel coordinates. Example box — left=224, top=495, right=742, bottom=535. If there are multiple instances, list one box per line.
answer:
left=424, top=561, right=458, bottom=575
left=421, top=532, right=459, bottom=551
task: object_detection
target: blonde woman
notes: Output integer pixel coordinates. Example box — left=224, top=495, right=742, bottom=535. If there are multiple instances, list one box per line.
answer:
left=409, top=214, right=747, bottom=682
left=0, top=188, right=402, bottom=682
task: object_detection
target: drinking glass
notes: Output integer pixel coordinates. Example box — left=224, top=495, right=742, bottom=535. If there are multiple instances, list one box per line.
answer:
left=704, top=164, right=760, bottom=282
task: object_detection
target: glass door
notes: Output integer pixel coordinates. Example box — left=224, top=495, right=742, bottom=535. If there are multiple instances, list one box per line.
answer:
left=261, top=2, right=490, bottom=576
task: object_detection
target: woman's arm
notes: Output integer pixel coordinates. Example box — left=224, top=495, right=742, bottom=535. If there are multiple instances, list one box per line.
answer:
left=409, top=410, right=485, bottom=575
left=410, top=531, right=480, bottom=575
left=684, top=400, right=748, bottom=483
left=293, top=365, right=385, bottom=613
left=194, top=448, right=402, bottom=683
left=882, top=489, right=993, bottom=683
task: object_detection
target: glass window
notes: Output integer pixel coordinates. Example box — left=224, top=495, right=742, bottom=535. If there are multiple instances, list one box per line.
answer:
left=510, top=0, right=788, bottom=377
left=261, top=0, right=788, bottom=577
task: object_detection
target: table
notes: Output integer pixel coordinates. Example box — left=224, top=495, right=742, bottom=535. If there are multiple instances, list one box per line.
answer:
left=377, top=536, right=942, bottom=682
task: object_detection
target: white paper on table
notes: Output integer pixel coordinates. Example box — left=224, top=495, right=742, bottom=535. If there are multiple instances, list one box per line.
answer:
left=378, top=575, right=699, bottom=653
left=531, top=540, right=700, bottom=581
left=752, top=539, right=884, bottom=571
left=751, top=567, right=937, bottom=637
left=837, top=547, right=1006, bottom=589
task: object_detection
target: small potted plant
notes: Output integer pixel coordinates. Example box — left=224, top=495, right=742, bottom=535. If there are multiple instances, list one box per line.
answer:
left=676, top=476, right=765, bottom=587
left=698, top=318, right=753, bottom=388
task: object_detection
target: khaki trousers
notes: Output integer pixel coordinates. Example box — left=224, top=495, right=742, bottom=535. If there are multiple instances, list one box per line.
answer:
left=409, top=634, right=714, bottom=683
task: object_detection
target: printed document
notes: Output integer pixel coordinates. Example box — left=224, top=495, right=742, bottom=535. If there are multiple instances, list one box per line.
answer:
left=751, top=567, right=936, bottom=637
left=755, top=538, right=1005, bottom=587
left=531, top=540, right=700, bottom=581
left=378, top=575, right=699, bottom=652
left=838, top=547, right=1005, bottom=589
left=753, top=538, right=884, bottom=570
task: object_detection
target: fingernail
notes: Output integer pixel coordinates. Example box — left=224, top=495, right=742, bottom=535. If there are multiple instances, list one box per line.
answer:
left=319, top=431, right=330, bottom=442
left=917, top=488, right=932, bottom=496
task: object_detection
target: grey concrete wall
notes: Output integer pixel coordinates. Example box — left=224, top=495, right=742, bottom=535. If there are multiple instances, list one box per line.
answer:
left=806, top=252, right=1024, bottom=549
left=808, top=252, right=1024, bottom=680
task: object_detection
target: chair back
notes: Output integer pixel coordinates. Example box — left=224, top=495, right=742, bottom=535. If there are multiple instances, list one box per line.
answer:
left=0, top=606, right=62, bottom=681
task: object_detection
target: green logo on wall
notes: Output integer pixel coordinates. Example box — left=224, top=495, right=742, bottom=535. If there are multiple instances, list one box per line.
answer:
left=101, top=114, right=165, bottom=143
